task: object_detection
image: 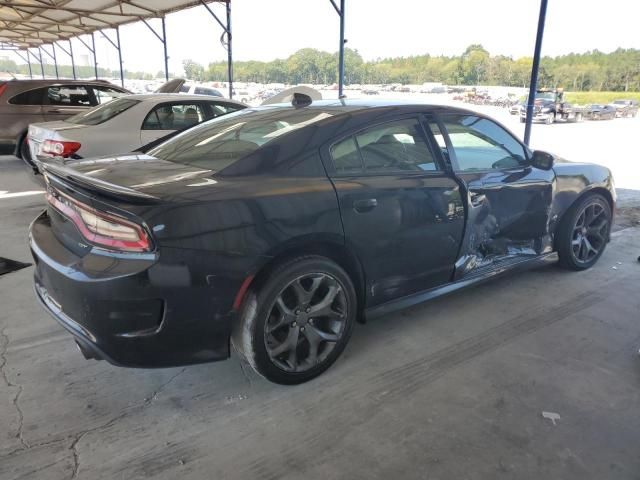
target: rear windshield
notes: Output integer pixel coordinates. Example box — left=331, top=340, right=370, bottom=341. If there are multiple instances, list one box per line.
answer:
left=65, top=98, right=139, bottom=125
left=147, top=107, right=333, bottom=171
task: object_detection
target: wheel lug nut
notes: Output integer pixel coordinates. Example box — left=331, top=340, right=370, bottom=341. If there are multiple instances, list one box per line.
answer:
left=305, top=307, right=310, bottom=313
left=301, top=327, right=305, bottom=331
left=292, top=321, right=297, bottom=327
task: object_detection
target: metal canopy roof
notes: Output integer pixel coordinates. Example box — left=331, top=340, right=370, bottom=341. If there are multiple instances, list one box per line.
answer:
left=0, top=0, right=224, bottom=48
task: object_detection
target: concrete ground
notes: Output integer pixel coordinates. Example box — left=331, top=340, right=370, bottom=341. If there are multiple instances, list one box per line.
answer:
left=1, top=114, right=640, bottom=479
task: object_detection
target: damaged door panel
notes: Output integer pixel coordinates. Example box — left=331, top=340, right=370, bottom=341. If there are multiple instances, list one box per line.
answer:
left=427, top=113, right=556, bottom=279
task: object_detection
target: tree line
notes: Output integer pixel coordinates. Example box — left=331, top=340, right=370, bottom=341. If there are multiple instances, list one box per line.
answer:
left=191, top=45, right=640, bottom=92
left=0, top=60, right=168, bottom=82
left=2, top=44, right=638, bottom=92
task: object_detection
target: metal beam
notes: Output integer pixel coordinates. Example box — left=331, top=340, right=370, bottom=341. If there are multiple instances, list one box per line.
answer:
left=329, top=0, right=346, bottom=98
left=200, top=0, right=233, bottom=98
left=25, top=49, right=33, bottom=77
left=40, top=44, right=58, bottom=78
left=141, top=17, right=169, bottom=81
left=225, top=1, right=232, bottom=98
left=55, top=39, right=76, bottom=79
left=100, top=29, right=124, bottom=86
left=162, top=17, right=169, bottom=81
left=35, top=46, right=44, bottom=78
left=76, top=33, right=99, bottom=78
left=524, top=0, right=548, bottom=146
left=91, top=33, right=98, bottom=79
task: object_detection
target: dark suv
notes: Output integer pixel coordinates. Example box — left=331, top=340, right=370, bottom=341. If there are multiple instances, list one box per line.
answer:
left=0, top=79, right=130, bottom=165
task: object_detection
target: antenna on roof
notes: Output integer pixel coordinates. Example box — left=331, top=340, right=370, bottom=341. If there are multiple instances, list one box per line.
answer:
left=292, top=93, right=313, bottom=108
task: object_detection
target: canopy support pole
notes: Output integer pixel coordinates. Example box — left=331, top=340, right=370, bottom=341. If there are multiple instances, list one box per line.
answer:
left=101, top=28, right=124, bottom=87
left=35, top=47, right=44, bottom=78
left=77, top=34, right=98, bottom=79
left=200, top=0, right=233, bottom=98
left=329, top=0, right=346, bottom=98
left=14, top=50, right=32, bottom=78
left=56, top=40, right=76, bottom=79
left=41, top=45, right=59, bottom=79
left=162, top=17, right=169, bottom=81
left=524, top=0, right=548, bottom=146
left=141, top=17, right=169, bottom=81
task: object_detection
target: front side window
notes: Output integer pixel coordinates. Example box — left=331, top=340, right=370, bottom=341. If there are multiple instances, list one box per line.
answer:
left=65, top=98, right=139, bottom=125
left=142, top=103, right=207, bottom=130
left=46, top=85, right=91, bottom=106
left=92, top=86, right=127, bottom=104
left=440, top=115, right=527, bottom=171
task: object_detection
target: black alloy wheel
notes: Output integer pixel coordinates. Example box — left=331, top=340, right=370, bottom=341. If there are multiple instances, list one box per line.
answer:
left=557, top=194, right=611, bottom=270
left=570, top=201, right=609, bottom=264
left=265, top=273, right=347, bottom=373
left=232, top=256, right=356, bottom=384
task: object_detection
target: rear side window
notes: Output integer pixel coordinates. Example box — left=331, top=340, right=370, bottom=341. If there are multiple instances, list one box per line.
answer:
left=179, top=85, right=190, bottom=93
left=65, top=98, right=139, bottom=125
left=208, top=102, right=243, bottom=118
left=46, top=85, right=92, bottom=106
left=331, top=137, right=363, bottom=174
left=356, top=119, right=438, bottom=173
left=142, top=103, right=206, bottom=130
left=148, top=107, right=333, bottom=172
left=9, top=87, right=45, bottom=105
left=331, top=118, right=439, bottom=175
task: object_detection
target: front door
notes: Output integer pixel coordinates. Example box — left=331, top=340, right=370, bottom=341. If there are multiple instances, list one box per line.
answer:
left=428, top=113, right=555, bottom=279
left=326, top=117, right=465, bottom=306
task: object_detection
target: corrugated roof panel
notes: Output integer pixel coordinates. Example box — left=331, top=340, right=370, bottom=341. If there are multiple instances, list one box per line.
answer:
left=0, top=0, right=225, bottom=48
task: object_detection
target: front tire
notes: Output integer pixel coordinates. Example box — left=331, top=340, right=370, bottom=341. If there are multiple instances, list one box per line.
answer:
left=232, top=256, right=357, bottom=384
left=556, top=194, right=612, bottom=270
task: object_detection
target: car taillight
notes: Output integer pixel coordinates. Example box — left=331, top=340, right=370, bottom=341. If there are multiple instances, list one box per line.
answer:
left=42, top=139, right=81, bottom=158
left=0, top=83, right=7, bottom=98
left=46, top=190, right=151, bottom=252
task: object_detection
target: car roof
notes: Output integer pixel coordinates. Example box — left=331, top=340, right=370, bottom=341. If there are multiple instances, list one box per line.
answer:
left=252, top=97, right=477, bottom=115
left=2, top=79, right=124, bottom=87
left=124, top=93, right=244, bottom=105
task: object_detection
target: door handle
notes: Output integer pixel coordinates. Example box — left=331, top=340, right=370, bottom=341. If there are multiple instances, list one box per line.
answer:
left=353, top=198, right=378, bottom=213
left=47, top=109, right=61, bottom=114
left=470, top=192, right=486, bottom=207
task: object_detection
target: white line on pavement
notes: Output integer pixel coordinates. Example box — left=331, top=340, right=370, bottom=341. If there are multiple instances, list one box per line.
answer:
left=0, top=190, right=45, bottom=200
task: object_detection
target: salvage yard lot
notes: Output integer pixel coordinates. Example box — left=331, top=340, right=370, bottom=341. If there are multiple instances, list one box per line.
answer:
left=1, top=105, right=639, bottom=479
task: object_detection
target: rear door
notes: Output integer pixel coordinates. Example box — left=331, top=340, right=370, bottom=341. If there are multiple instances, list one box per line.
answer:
left=428, top=113, right=555, bottom=279
left=42, top=84, right=93, bottom=121
left=325, top=116, right=465, bottom=306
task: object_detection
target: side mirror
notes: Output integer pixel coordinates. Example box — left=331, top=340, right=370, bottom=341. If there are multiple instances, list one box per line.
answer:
left=531, top=150, right=555, bottom=170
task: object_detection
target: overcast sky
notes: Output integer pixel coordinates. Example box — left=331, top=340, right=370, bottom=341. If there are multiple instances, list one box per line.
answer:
left=29, top=0, right=640, bottom=75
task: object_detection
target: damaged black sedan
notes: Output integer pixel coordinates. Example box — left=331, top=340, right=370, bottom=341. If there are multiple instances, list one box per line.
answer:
left=30, top=99, right=615, bottom=384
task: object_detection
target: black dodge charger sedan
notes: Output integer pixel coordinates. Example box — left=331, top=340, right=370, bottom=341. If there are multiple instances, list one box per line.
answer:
left=30, top=98, right=615, bottom=384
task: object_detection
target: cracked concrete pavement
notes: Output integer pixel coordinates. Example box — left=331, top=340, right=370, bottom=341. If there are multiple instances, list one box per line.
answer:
left=1, top=110, right=640, bottom=480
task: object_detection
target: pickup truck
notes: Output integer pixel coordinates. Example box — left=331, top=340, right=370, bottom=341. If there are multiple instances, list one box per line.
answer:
left=519, top=89, right=585, bottom=124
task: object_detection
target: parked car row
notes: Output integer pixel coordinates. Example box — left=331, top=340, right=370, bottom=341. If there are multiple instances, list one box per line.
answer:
left=0, top=78, right=238, bottom=167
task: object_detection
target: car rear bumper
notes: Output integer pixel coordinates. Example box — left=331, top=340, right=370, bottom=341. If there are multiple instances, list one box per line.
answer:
left=30, top=210, right=233, bottom=368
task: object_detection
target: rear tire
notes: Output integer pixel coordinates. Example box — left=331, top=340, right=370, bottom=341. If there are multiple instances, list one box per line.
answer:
left=556, top=193, right=611, bottom=270
left=18, top=136, right=35, bottom=169
left=232, top=255, right=357, bottom=384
